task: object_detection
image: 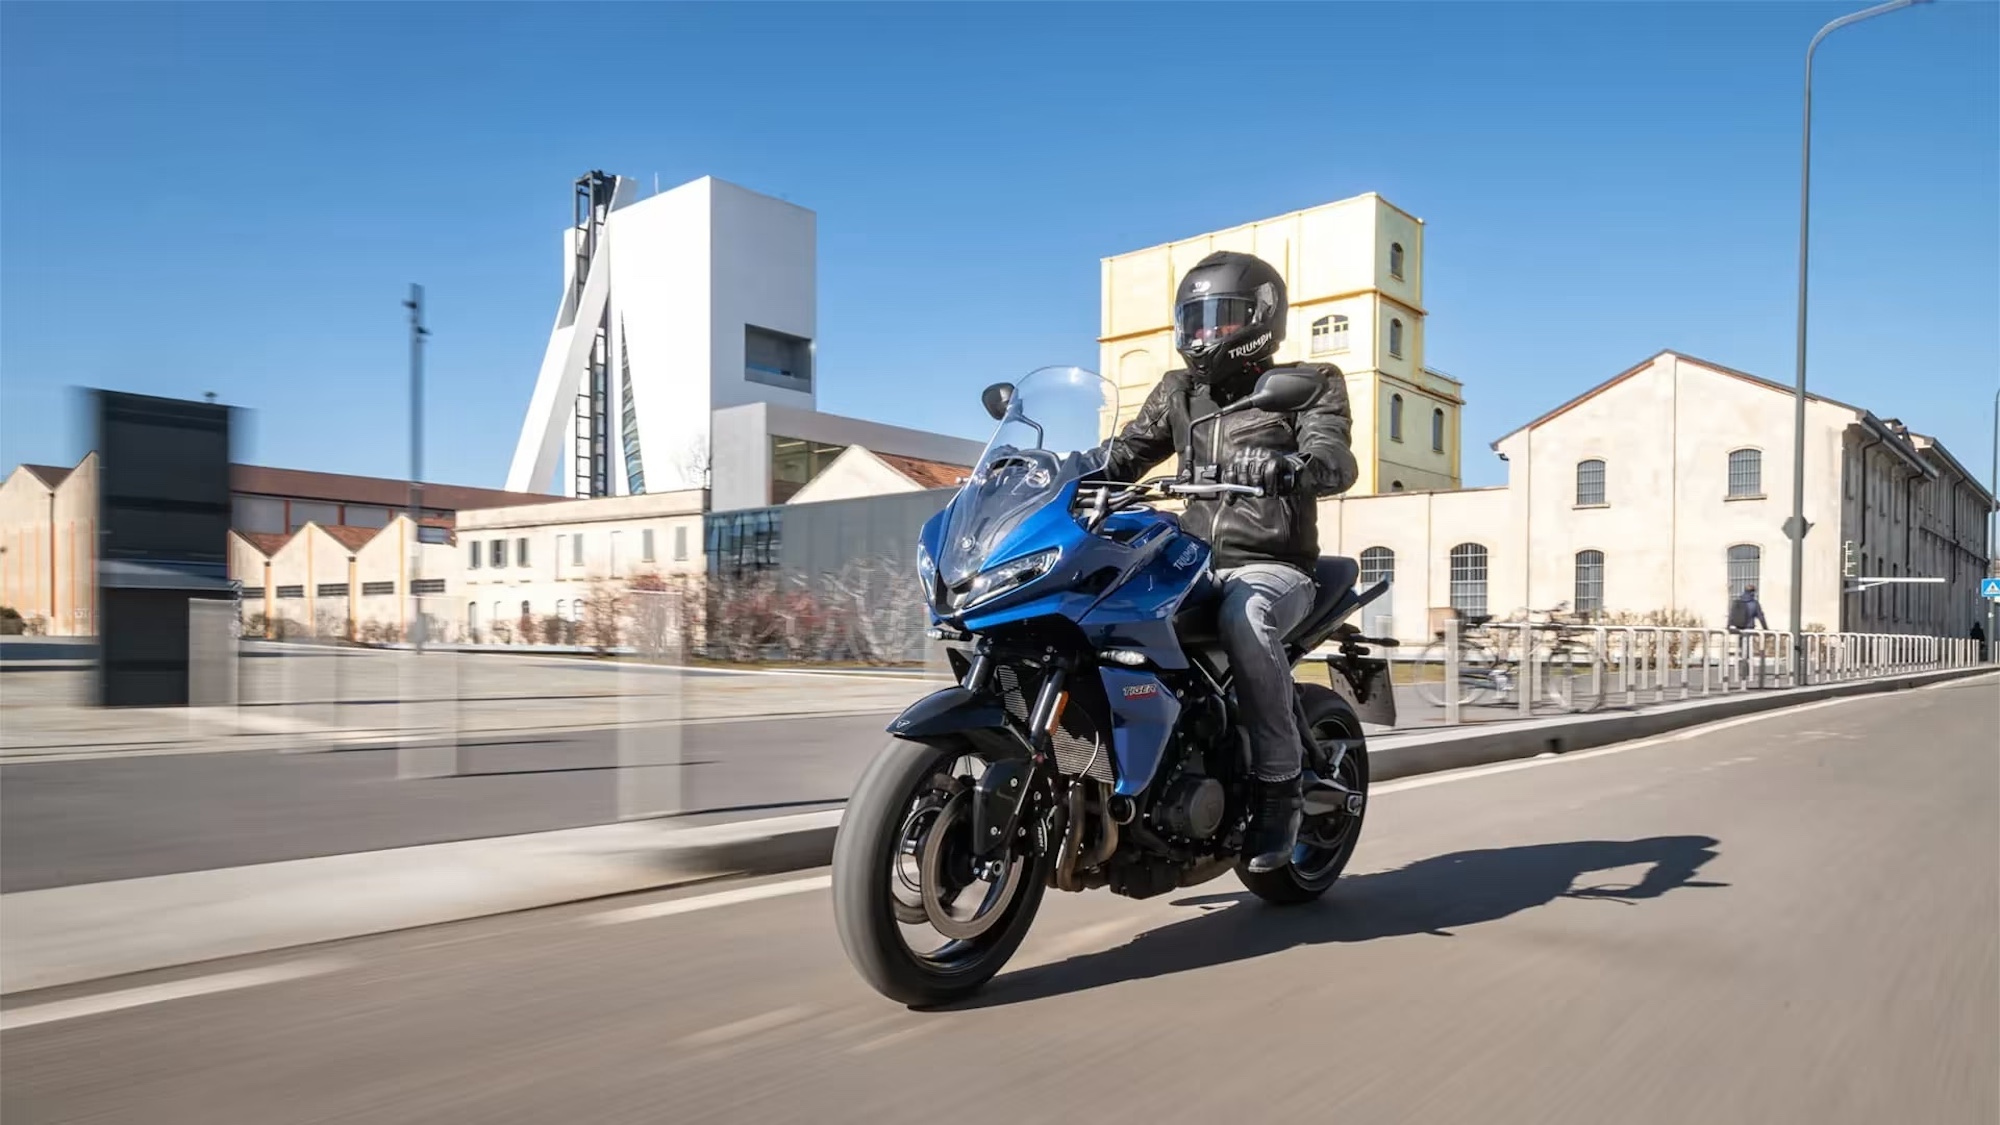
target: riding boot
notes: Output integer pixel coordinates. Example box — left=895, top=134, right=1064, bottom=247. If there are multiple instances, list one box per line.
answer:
left=1243, top=774, right=1303, bottom=874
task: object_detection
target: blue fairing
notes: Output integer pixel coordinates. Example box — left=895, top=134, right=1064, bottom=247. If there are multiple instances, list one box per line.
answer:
left=922, top=480, right=1215, bottom=796
left=1098, top=667, right=1181, bottom=796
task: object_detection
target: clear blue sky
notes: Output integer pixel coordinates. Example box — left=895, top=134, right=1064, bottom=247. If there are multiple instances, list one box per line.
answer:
left=3, top=2, right=1995, bottom=493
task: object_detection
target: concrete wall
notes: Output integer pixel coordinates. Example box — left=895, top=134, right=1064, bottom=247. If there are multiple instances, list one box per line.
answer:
left=710, top=402, right=982, bottom=513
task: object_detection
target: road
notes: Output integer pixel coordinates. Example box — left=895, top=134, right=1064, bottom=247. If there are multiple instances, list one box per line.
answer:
left=5, top=674, right=1993, bottom=1124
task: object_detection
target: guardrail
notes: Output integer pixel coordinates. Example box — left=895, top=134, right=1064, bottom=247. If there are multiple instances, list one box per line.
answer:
left=1414, top=620, right=1987, bottom=724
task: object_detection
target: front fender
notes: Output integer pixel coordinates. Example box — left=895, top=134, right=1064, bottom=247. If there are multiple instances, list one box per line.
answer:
left=886, top=687, right=1025, bottom=756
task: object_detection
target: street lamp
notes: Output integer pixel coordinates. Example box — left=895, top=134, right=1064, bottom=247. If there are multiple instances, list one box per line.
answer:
left=1789, top=0, right=1930, bottom=686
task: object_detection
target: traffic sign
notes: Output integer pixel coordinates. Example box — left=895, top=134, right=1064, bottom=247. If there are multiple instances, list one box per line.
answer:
left=1982, top=577, right=2000, bottom=600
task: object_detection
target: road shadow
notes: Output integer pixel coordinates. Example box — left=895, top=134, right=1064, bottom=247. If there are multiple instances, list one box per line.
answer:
left=962, top=835, right=1725, bottom=1009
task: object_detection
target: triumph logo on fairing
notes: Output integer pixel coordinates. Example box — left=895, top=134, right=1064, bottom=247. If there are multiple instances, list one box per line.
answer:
left=1172, top=541, right=1200, bottom=569
left=1226, top=332, right=1272, bottom=359
left=1121, top=682, right=1160, bottom=699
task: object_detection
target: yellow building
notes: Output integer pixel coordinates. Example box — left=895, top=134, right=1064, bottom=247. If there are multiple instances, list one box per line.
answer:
left=1098, top=193, right=1463, bottom=494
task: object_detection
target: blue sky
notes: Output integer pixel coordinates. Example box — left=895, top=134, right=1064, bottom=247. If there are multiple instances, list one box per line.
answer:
left=3, top=2, right=1995, bottom=492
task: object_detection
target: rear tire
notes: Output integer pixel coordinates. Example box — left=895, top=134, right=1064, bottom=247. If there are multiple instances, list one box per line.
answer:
left=1238, top=683, right=1369, bottom=906
left=832, top=737, right=1046, bottom=1007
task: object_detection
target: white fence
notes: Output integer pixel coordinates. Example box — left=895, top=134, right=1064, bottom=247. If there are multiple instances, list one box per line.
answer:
left=1414, top=620, right=1986, bottom=724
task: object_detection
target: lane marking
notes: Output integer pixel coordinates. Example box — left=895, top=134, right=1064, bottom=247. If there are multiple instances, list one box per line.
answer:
left=0, top=958, right=349, bottom=1032
left=849, top=1025, right=928, bottom=1054
left=675, top=1005, right=816, bottom=1047
left=587, top=875, right=832, bottom=926
left=1373, top=695, right=1870, bottom=795
left=1921, top=670, right=1998, bottom=690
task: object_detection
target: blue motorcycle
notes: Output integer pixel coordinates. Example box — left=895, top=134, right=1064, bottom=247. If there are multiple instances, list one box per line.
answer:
left=832, top=366, right=1395, bottom=1005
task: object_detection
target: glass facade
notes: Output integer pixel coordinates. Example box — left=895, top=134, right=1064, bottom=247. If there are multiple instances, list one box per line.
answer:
left=769, top=435, right=847, bottom=503
left=706, top=508, right=783, bottom=577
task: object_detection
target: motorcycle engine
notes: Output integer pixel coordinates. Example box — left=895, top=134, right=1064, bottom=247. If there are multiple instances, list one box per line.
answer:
left=1157, top=774, right=1226, bottom=840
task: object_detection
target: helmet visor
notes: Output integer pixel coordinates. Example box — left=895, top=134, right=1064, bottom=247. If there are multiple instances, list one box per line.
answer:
left=1175, top=296, right=1258, bottom=351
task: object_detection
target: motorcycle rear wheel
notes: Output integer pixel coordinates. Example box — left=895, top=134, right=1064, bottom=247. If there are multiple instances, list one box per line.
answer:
left=832, top=736, right=1047, bottom=1007
left=1237, top=683, right=1369, bottom=905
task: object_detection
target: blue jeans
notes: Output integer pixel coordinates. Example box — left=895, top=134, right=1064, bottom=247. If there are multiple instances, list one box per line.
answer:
left=1215, top=563, right=1315, bottom=783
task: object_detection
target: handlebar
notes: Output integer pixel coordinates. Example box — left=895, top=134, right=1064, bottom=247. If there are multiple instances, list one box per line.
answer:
left=1167, top=482, right=1263, bottom=498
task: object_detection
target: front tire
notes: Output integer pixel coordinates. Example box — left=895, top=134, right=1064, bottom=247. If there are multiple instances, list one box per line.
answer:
left=1237, top=683, right=1369, bottom=905
left=832, top=737, right=1046, bottom=1007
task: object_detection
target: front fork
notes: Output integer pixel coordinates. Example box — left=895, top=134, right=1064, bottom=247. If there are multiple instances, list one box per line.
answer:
left=968, top=650, right=1068, bottom=861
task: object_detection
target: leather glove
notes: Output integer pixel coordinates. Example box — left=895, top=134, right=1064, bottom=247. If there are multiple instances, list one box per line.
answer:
left=1224, top=448, right=1308, bottom=495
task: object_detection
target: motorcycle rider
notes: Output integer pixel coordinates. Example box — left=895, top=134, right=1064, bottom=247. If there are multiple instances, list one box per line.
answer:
left=1100, top=251, right=1358, bottom=874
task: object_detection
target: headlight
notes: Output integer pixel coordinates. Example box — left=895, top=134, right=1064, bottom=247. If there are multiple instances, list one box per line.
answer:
left=916, top=544, right=939, bottom=609
left=958, top=548, right=1060, bottom=611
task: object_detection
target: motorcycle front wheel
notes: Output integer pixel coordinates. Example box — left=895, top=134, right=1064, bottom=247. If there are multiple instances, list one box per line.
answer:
left=832, top=736, right=1047, bottom=1007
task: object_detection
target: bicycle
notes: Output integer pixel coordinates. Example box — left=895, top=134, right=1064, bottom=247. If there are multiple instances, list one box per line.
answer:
left=1412, top=614, right=1514, bottom=708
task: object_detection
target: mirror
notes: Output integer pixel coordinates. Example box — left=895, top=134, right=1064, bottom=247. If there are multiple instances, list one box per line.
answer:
left=1245, top=367, right=1324, bottom=414
left=980, top=382, right=1016, bottom=421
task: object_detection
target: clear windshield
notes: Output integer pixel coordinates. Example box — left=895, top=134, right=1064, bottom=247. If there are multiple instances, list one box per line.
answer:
left=936, top=366, right=1118, bottom=588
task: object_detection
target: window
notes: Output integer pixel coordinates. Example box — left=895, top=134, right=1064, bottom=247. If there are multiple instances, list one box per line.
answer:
left=610, top=530, right=623, bottom=575
left=468, top=542, right=482, bottom=570
left=1727, top=544, right=1761, bottom=598
left=418, top=526, right=449, bottom=545
left=642, top=528, right=656, bottom=563
left=520, top=600, right=532, bottom=623
left=316, top=583, right=349, bottom=598
left=1449, top=543, right=1489, bottom=618
left=745, top=325, right=813, bottom=393
left=1431, top=409, right=1445, bottom=453
left=1576, top=459, right=1607, bottom=506
left=555, top=599, right=566, bottom=623
left=1390, top=480, right=1405, bottom=491
left=770, top=435, right=848, bottom=503
left=705, top=507, right=784, bottom=577
left=361, top=580, right=396, bottom=596
left=489, top=540, right=507, bottom=568
left=233, top=495, right=286, bottom=534
left=467, top=603, right=479, bottom=635
left=571, top=533, right=584, bottom=566
left=1359, top=546, right=1395, bottom=636
left=1390, top=394, right=1404, bottom=442
left=275, top=585, right=305, bottom=599
left=1389, top=242, right=1405, bottom=280
left=411, top=578, right=446, bottom=595
left=345, top=506, right=391, bottom=529
left=1574, top=550, right=1605, bottom=616
left=1727, top=449, right=1762, bottom=498
left=1310, top=314, right=1350, bottom=355
left=674, top=526, right=689, bottom=562
left=515, top=538, right=529, bottom=567
left=1388, top=318, right=1404, bottom=359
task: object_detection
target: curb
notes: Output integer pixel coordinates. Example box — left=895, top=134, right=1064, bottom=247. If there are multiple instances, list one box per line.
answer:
left=4, top=667, right=1990, bottom=994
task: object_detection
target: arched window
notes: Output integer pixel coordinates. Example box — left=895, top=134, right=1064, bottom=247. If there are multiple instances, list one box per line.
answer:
left=1359, top=546, right=1395, bottom=636
left=1310, top=315, right=1349, bottom=354
left=1575, top=459, right=1606, bottom=506
left=1388, top=318, right=1405, bottom=359
left=1389, top=394, right=1404, bottom=441
left=1727, top=544, right=1761, bottom=598
left=467, top=602, right=479, bottom=639
left=554, top=599, right=566, bottom=622
left=1574, top=550, right=1605, bottom=617
left=1449, top=543, right=1489, bottom=618
left=1431, top=408, right=1445, bottom=452
left=1728, top=448, right=1762, bottom=498
left=1389, top=242, right=1405, bottom=280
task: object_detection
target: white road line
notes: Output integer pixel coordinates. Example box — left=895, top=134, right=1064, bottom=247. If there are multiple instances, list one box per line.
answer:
left=0, top=958, right=349, bottom=1032
left=586, top=875, right=832, bottom=926
left=1921, top=670, right=1998, bottom=690
left=1373, top=695, right=1870, bottom=795
left=675, top=1005, right=817, bottom=1047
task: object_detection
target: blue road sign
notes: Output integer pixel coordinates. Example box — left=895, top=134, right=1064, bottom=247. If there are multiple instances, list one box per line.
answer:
left=1982, top=577, right=2000, bottom=600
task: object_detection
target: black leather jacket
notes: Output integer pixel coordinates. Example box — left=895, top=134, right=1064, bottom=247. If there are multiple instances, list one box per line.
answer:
left=1103, top=364, right=1357, bottom=574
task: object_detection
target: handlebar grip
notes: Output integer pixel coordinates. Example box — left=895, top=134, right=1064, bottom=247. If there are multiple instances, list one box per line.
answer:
left=1169, top=482, right=1264, bottom=498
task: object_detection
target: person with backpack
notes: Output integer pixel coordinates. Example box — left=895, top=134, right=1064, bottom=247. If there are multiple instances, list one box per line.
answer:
left=1728, top=584, right=1770, bottom=684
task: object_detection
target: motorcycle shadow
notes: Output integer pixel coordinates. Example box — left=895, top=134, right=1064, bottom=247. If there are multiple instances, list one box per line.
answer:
left=956, top=835, right=1726, bottom=1009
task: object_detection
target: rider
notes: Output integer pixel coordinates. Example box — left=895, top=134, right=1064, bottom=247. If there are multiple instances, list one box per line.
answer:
left=1099, top=250, right=1358, bottom=874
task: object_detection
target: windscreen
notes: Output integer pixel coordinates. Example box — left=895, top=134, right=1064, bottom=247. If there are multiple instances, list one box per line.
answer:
left=935, top=366, right=1118, bottom=589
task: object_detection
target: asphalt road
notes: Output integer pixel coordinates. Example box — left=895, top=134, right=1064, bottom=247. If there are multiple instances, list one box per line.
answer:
left=5, top=674, right=1994, bottom=1124
left=0, top=711, right=884, bottom=891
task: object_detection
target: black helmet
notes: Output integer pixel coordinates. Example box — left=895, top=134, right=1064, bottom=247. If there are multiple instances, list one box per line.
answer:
left=1173, top=251, right=1287, bottom=386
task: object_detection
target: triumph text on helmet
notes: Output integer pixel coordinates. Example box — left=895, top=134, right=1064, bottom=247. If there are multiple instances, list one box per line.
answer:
left=1173, top=251, right=1288, bottom=388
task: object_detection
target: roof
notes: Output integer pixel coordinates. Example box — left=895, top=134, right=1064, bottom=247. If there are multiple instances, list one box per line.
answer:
left=233, top=531, right=291, bottom=557
left=22, top=464, right=73, bottom=488
left=874, top=451, right=970, bottom=490
left=1489, top=349, right=1873, bottom=449
left=319, top=525, right=382, bottom=551
left=230, top=464, right=565, bottom=512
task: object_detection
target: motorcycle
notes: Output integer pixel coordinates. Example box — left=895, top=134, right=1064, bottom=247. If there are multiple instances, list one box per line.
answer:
left=831, top=366, right=1396, bottom=1006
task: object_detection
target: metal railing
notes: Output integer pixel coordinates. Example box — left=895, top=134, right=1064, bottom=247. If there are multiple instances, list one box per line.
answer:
left=1415, top=621, right=1986, bottom=724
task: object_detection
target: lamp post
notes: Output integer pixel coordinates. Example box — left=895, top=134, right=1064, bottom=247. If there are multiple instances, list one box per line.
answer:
left=1987, top=385, right=1997, bottom=658
left=405, top=284, right=428, bottom=652
left=1789, top=0, right=1929, bottom=685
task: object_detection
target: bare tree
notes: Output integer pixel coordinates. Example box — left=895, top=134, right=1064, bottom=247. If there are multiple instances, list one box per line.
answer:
left=673, top=435, right=713, bottom=492
left=821, top=556, right=924, bottom=665
left=581, top=577, right=625, bottom=653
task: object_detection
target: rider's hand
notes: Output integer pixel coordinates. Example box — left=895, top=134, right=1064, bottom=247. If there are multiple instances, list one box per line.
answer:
left=1224, top=448, right=1307, bottom=494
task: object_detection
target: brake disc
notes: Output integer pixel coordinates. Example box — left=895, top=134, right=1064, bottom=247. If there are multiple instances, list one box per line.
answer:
left=918, top=791, right=1025, bottom=940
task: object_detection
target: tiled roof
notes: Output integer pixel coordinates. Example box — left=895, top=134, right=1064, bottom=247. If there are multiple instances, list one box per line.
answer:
left=234, top=531, right=291, bottom=557
left=22, top=464, right=74, bottom=488
left=230, top=464, right=565, bottom=512
left=319, top=525, right=383, bottom=551
left=874, top=452, right=970, bottom=490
